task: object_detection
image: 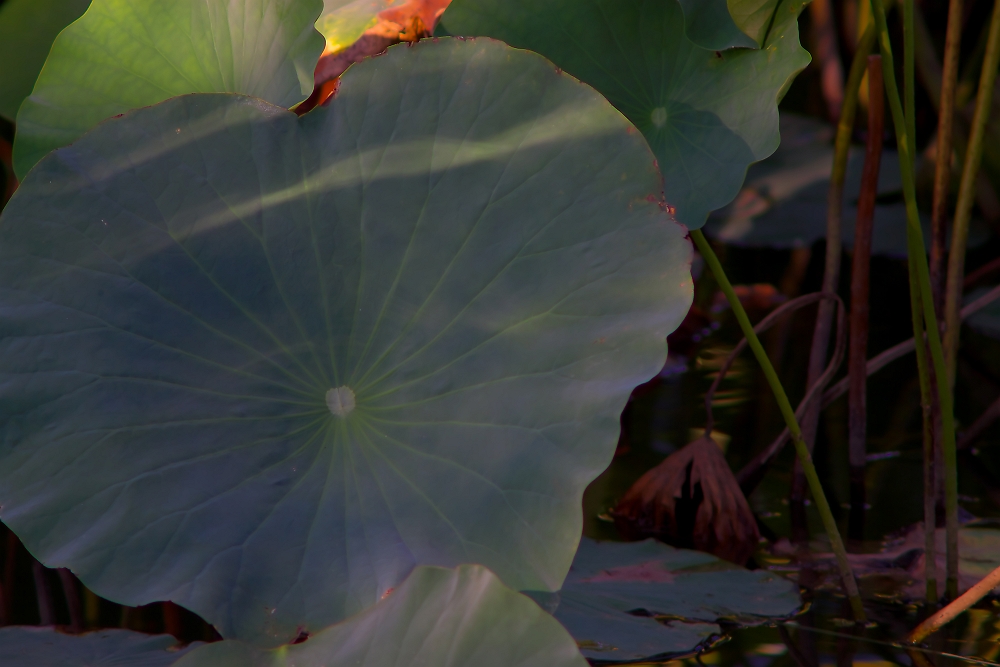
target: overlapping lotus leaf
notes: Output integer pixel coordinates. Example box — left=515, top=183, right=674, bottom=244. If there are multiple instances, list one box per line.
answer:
left=675, top=0, right=755, bottom=50
left=0, top=0, right=91, bottom=122
left=317, top=0, right=406, bottom=52
left=531, top=539, right=800, bottom=662
left=0, top=627, right=197, bottom=666
left=174, top=565, right=589, bottom=667
left=439, top=0, right=811, bottom=229
left=0, top=38, right=692, bottom=646
left=12, top=0, right=325, bottom=179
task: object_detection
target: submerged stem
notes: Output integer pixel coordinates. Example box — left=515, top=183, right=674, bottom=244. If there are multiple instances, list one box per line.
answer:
left=869, top=0, right=960, bottom=600
left=691, top=228, right=866, bottom=622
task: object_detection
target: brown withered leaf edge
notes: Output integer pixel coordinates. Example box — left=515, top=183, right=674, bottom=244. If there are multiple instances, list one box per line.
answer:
left=613, top=436, right=760, bottom=566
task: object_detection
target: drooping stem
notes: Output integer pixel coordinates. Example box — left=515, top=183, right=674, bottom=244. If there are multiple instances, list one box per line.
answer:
left=930, top=0, right=964, bottom=315
left=909, top=563, right=1000, bottom=643
left=943, top=0, right=1000, bottom=387
left=848, top=55, right=885, bottom=546
left=869, top=0, right=960, bottom=600
left=691, top=228, right=866, bottom=622
left=738, top=285, right=1000, bottom=494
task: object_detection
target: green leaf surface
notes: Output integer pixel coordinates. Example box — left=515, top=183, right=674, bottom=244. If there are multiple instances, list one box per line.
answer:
left=534, top=539, right=800, bottom=662
left=12, top=0, right=325, bottom=179
left=439, top=0, right=811, bottom=229
left=675, top=0, right=756, bottom=50
left=0, top=627, right=197, bottom=666
left=317, top=0, right=406, bottom=52
left=727, top=0, right=783, bottom=46
left=0, top=0, right=91, bottom=122
left=174, top=565, right=589, bottom=667
left=0, top=38, right=691, bottom=646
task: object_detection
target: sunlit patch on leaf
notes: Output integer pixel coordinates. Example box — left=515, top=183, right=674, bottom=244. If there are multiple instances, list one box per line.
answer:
left=12, top=0, right=325, bottom=178
left=439, top=0, right=811, bottom=229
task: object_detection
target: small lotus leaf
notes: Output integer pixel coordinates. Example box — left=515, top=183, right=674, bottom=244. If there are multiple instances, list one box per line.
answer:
left=12, top=0, right=325, bottom=179
left=0, top=38, right=692, bottom=646
left=0, top=0, right=91, bottom=122
left=0, top=627, right=197, bottom=666
left=439, top=0, right=811, bottom=229
left=317, top=0, right=407, bottom=52
left=174, top=565, right=589, bottom=667
left=535, top=539, right=799, bottom=662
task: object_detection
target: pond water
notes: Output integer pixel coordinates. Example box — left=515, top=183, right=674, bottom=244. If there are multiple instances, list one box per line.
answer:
left=582, top=240, right=1000, bottom=665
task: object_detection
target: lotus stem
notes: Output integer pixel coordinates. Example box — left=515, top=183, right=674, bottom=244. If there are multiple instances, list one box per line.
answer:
left=869, top=0, right=960, bottom=600
left=796, top=19, right=877, bottom=533
left=909, top=563, right=1000, bottom=643
left=57, top=568, right=83, bottom=632
left=848, top=55, right=884, bottom=546
left=690, top=228, right=866, bottom=622
left=737, top=284, right=1000, bottom=494
left=943, top=0, right=1000, bottom=390
left=930, top=0, right=964, bottom=314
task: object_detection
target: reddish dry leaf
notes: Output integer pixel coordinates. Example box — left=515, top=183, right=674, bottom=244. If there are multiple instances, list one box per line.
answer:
left=311, top=0, right=452, bottom=100
left=613, top=436, right=760, bottom=566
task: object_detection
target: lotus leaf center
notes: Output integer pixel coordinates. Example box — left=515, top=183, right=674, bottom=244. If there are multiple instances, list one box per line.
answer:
left=650, top=107, right=667, bottom=128
left=326, top=386, right=356, bottom=417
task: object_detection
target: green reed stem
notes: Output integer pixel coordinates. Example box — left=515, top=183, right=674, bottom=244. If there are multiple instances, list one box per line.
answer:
left=943, top=0, right=1000, bottom=400
left=869, top=0, right=960, bottom=599
left=691, top=228, right=866, bottom=622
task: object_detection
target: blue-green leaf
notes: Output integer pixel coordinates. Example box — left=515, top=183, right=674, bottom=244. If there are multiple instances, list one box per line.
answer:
left=439, top=0, right=811, bottom=229
left=0, top=38, right=692, bottom=646
left=0, top=627, right=197, bottom=666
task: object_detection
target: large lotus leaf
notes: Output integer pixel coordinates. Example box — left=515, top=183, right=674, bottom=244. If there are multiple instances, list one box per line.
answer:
left=533, top=539, right=799, bottom=662
left=439, top=0, right=811, bottom=229
left=0, top=0, right=91, bottom=122
left=174, top=565, right=589, bottom=667
left=317, top=0, right=407, bottom=52
left=12, top=0, right=325, bottom=179
left=0, top=627, right=197, bottom=666
left=0, top=38, right=692, bottom=646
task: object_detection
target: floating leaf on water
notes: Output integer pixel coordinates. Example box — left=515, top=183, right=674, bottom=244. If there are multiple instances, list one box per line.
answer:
left=0, top=627, right=198, bottom=666
left=0, top=0, right=91, bottom=122
left=0, top=38, right=691, bottom=646
left=12, top=0, right=326, bottom=178
left=173, top=565, right=589, bottom=667
left=439, top=0, right=811, bottom=229
left=531, top=539, right=800, bottom=663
